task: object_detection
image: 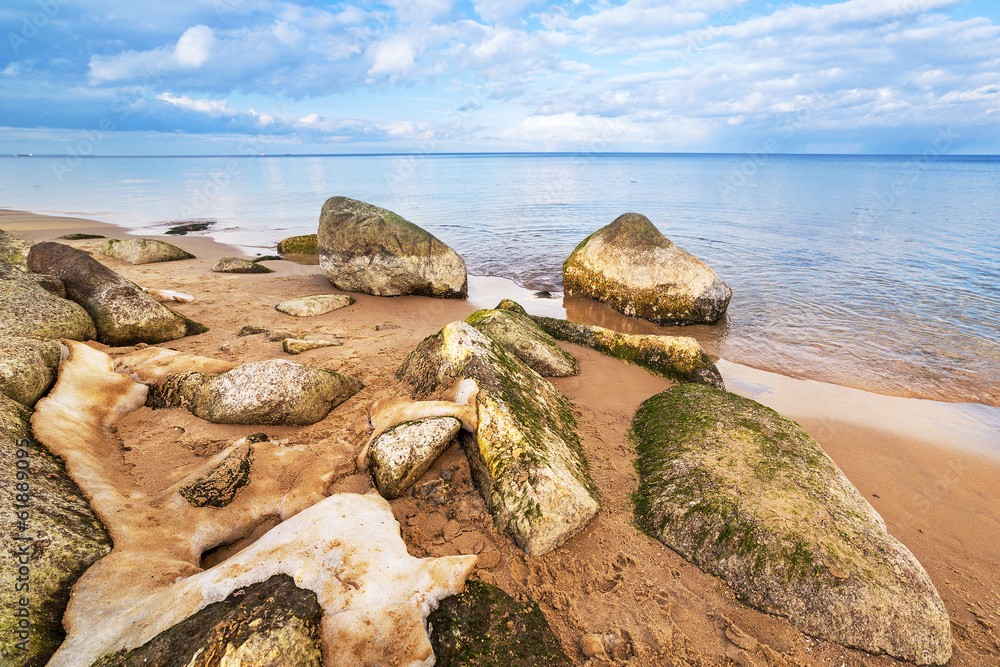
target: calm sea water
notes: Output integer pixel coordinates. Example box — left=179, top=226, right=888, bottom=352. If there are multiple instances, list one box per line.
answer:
left=2, top=153, right=999, bottom=409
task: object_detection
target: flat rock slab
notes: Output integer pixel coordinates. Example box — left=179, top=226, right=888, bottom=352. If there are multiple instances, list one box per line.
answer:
left=0, top=261, right=96, bottom=341
left=397, top=321, right=599, bottom=556
left=26, top=242, right=197, bottom=346
left=276, top=294, right=354, bottom=317
left=631, top=384, right=951, bottom=665
left=466, top=308, right=578, bottom=377
left=211, top=256, right=273, bottom=273
left=318, top=196, right=468, bottom=298
left=150, top=359, right=363, bottom=426
left=0, top=336, right=62, bottom=407
left=283, top=338, right=342, bottom=354
left=101, top=238, right=194, bottom=265
left=563, top=212, right=732, bottom=325
left=371, top=417, right=463, bottom=499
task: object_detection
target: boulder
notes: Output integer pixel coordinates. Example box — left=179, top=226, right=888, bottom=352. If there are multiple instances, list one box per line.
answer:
left=428, top=580, right=573, bottom=666
left=101, top=238, right=194, bottom=265
left=631, top=384, right=951, bottom=665
left=0, top=261, right=96, bottom=341
left=370, top=417, right=463, bottom=499
left=563, top=212, right=731, bottom=325
left=0, top=394, right=113, bottom=666
left=26, top=242, right=199, bottom=346
left=318, top=196, right=467, bottom=298
left=211, top=256, right=273, bottom=273
left=466, top=308, right=578, bottom=377
left=512, top=306, right=723, bottom=388
left=397, top=321, right=599, bottom=556
left=149, top=359, right=363, bottom=426
left=0, top=337, right=62, bottom=407
left=0, top=228, right=32, bottom=269
left=276, top=294, right=354, bottom=317
left=277, top=233, right=319, bottom=255
left=91, top=574, right=323, bottom=667
left=282, top=338, right=342, bottom=354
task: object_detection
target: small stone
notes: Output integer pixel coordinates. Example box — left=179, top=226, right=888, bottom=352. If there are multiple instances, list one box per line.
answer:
left=212, top=256, right=274, bottom=273
left=282, top=338, right=342, bottom=354
left=178, top=443, right=253, bottom=508
left=276, top=294, right=354, bottom=317
left=238, top=325, right=268, bottom=336
left=581, top=634, right=609, bottom=660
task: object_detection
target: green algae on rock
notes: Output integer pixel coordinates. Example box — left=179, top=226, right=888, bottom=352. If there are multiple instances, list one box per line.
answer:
left=277, top=233, right=319, bottom=255
left=0, top=337, right=62, bottom=407
left=0, top=394, right=113, bottom=667
left=631, top=384, right=951, bottom=665
left=397, top=321, right=598, bottom=556
left=563, top=212, right=731, bottom=325
left=0, top=261, right=97, bottom=341
left=466, top=308, right=579, bottom=378
left=429, top=579, right=573, bottom=666
left=91, top=574, right=324, bottom=667
left=101, top=238, right=194, bottom=265
left=149, top=359, right=363, bottom=426
left=318, top=196, right=468, bottom=298
left=0, top=228, right=32, bottom=270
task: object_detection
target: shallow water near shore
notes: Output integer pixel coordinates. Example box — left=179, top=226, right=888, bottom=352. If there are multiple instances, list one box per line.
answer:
left=2, top=152, right=999, bottom=409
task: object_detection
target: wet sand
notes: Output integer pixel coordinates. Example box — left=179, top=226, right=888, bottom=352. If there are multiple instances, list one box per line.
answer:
left=4, top=208, right=999, bottom=665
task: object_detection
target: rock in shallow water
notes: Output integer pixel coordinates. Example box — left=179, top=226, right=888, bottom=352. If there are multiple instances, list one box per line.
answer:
left=631, top=384, right=951, bottom=665
left=318, top=196, right=467, bottom=298
left=563, top=212, right=732, bottom=325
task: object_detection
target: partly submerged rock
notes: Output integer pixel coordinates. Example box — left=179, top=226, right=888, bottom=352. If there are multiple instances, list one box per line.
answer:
left=518, top=309, right=723, bottom=388
left=26, top=242, right=199, bottom=346
left=397, top=321, right=599, bottom=556
left=178, top=442, right=253, bottom=508
left=101, top=238, right=195, bottom=265
left=211, top=256, right=274, bottom=273
left=318, top=196, right=468, bottom=298
left=428, top=579, right=573, bottom=667
left=0, top=337, right=62, bottom=407
left=0, top=228, right=32, bottom=269
left=563, top=212, right=732, bottom=325
left=466, top=308, right=578, bottom=377
left=0, top=394, right=113, bottom=666
left=282, top=338, right=342, bottom=354
left=150, top=359, right=363, bottom=426
left=0, top=261, right=96, bottom=341
left=370, top=417, right=463, bottom=499
left=92, top=574, right=323, bottom=667
left=631, top=384, right=951, bottom=665
left=165, top=221, right=214, bottom=235
left=277, top=233, right=319, bottom=255
left=276, top=294, right=354, bottom=317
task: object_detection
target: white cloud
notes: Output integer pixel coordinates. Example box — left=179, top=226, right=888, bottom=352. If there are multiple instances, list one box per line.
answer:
left=155, top=92, right=234, bottom=116
left=368, top=34, right=417, bottom=76
left=173, top=26, right=214, bottom=68
left=88, top=25, right=216, bottom=82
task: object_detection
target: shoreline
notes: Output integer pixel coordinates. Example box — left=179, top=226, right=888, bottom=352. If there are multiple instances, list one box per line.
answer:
left=4, top=208, right=1000, bottom=664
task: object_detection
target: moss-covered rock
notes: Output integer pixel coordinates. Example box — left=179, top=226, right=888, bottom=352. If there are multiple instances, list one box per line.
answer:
left=429, top=580, right=573, bottom=666
left=149, top=359, right=363, bottom=426
left=397, top=322, right=598, bottom=556
left=101, top=238, right=195, bottom=265
left=275, top=294, right=354, bottom=317
left=91, top=574, right=323, bottom=667
left=563, top=212, right=731, bottom=325
left=0, top=261, right=96, bottom=341
left=371, top=417, right=463, bottom=499
left=318, top=196, right=467, bottom=298
left=0, top=394, right=113, bottom=667
left=277, top=233, right=319, bottom=255
left=518, top=310, right=723, bottom=388
left=0, top=229, right=32, bottom=270
left=164, top=221, right=214, bottom=235
left=631, top=384, right=951, bottom=665
left=466, top=308, right=578, bottom=377
left=56, top=233, right=105, bottom=240
left=0, top=337, right=62, bottom=407
left=26, top=242, right=198, bottom=346
left=211, top=256, right=274, bottom=273
left=178, top=442, right=253, bottom=508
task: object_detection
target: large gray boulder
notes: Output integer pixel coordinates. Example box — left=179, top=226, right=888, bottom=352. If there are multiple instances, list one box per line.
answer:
left=149, top=359, right=363, bottom=426
left=101, top=238, right=194, bottom=265
left=370, top=417, right=463, bottom=499
left=397, top=321, right=598, bottom=556
left=0, top=394, right=113, bottom=666
left=466, top=308, right=578, bottom=378
left=26, top=242, right=199, bottom=346
left=0, top=229, right=32, bottom=270
left=0, top=261, right=96, bottom=341
left=0, top=337, right=62, bottom=407
left=318, top=196, right=467, bottom=298
left=632, top=384, right=951, bottom=665
left=563, top=212, right=731, bottom=325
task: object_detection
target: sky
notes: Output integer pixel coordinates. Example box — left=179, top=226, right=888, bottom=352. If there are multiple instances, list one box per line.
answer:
left=1, top=0, right=998, bottom=155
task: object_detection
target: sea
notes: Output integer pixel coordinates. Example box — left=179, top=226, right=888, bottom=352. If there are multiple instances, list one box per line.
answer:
left=2, top=153, right=999, bottom=416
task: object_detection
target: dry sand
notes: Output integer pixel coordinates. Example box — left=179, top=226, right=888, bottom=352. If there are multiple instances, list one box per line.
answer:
left=4, top=208, right=999, bottom=666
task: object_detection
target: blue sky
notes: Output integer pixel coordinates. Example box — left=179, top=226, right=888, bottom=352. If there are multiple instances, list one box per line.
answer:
left=2, top=0, right=998, bottom=155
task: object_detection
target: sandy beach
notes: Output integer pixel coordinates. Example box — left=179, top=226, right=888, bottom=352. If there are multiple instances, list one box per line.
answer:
left=3, top=208, right=998, bottom=666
